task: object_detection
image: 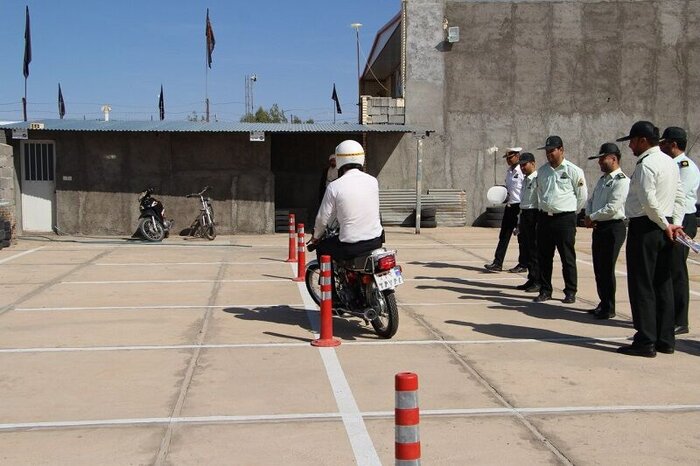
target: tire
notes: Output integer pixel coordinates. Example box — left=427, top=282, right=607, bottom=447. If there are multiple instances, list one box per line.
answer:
left=370, top=288, right=399, bottom=339
left=205, top=224, right=216, bottom=240
left=304, top=262, right=322, bottom=306
left=486, top=206, right=506, bottom=214
left=138, top=217, right=165, bottom=242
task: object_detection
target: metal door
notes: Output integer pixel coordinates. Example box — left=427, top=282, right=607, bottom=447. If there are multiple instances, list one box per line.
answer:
left=20, top=141, right=56, bottom=232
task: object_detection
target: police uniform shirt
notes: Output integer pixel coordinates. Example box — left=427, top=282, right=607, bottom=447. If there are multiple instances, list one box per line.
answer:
left=519, top=170, right=538, bottom=210
left=586, top=168, right=630, bottom=221
left=537, top=159, right=588, bottom=214
left=675, top=153, right=700, bottom=215
left=625, top=146, right=685, bottom=229
left=314, top=168, right=383, bottom=243
left=505, top=164, right=523, bottom=204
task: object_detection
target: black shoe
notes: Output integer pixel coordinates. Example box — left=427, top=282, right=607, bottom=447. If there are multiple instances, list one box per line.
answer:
left=655, top=343, right=675, bottom=354
left=524, top=284, right=541, bottom=293
left=484, top=262, right=502, bottom=272
left=588, top=305, right=602, bottom=315
left=562, top=294, right=576, bottom=304
left=533, top=293, right=551, bottom=303
left=593, top=310, right=615, bottom=320
left=675, top=326, right=689, bottom=335
left=515, top=281, right=533, bottom=290
left=508, top=265, right=528, bottom=273
left=617, top=344, right=657, bottom=358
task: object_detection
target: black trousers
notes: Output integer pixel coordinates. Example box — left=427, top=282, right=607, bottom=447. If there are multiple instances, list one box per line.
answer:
left=591, top=220, right=626, bottom=313
left=519, top=209, right=540, bottom=285
left=626, top=216, right=675, bottom=348
left=671, top=213, right=698, bottom=327
left=493, top=203, right=526, bottom=266
left=315, top=235, right=384, bottom=262
left=537, top=211, right=577, bottom=295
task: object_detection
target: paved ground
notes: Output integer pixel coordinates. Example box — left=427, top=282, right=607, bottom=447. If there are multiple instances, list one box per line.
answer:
left=0, top=226, right=698, bottom=465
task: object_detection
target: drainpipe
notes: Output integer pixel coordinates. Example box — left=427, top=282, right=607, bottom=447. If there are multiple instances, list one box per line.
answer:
left=401, top=0, right=407, bottom=98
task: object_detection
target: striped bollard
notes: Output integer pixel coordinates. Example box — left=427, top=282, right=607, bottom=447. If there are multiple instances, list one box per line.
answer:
left=285, top=213, right=297, bottom=262
left=292, top=224, right=306, bottom=282
left=311, top=255, right=340, bottom=347
left=395, top=372, right=420, bottom=465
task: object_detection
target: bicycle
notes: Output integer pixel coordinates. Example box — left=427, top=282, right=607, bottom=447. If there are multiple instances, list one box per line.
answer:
left=186, top=186, right=216, bottom=240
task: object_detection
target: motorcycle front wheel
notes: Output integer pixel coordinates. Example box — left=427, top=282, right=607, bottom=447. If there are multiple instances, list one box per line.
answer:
left=370, top=288, right=399, bottom=339
left=304, top=262, right=322, bottom=306
left=138, top=217, right=165, bottom=242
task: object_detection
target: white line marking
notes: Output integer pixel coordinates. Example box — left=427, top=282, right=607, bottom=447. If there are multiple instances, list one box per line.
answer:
left=94, top=261, right=283, bottom=266
left=0, top=336, right=638, bottom=354
left=15, top=304, right=305, bottom=312
left=0, top=246, right=45, bottom=264
left=405, top=277, right=521, bottom=282
left=292, top=264, right=381, bottom=466
left=577, top=258, right=700, bottom=297
left=59, top=279, right=288, bottom=285
left=2, top=404, right=700, bottom=431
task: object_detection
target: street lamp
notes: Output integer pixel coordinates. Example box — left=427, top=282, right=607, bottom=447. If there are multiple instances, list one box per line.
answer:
left=351, top=23, right=362, bottom=121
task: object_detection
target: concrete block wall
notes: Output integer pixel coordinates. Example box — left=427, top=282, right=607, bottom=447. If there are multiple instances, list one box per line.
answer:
left=399, top=0, right=700, bottom=225
left=0, top=143, right=16, bottom=245
left=361, top=96, right=406, bottom=124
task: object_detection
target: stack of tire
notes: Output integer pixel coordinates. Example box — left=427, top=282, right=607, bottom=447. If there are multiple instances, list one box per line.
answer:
left=477, top=205, right=504, bottom=228
left=402, top=207, right=437, bottom=228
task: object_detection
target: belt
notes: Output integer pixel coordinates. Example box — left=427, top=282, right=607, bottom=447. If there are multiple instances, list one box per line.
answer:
left=540, top=211, right=575, bottom=218
left=596, top=219, right=624, bottom=225
left=506, top=202, right=520, bottom=208
left=629, top=216, right=673, bottom=225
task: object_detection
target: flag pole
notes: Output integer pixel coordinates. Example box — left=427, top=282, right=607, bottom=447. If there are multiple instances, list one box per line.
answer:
left=333, top=101, right=336, bottom=124
left=23, top=81, right=27, bottom=122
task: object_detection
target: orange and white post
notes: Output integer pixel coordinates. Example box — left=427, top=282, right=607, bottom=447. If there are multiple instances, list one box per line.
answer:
left=292, top=224, right=305, bottom=282
left=395, top=372, right=420, bottom=465
left=311, top=254, right=340, bottom=347
left=285, top=213, right=296, bottom=262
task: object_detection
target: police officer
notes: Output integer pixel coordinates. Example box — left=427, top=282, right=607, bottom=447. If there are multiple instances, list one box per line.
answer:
left=584, top=143, right=630, bottom=319
left=534, top=136, right=587, bottom=303
left=514, top=152, right=540, bottom=292
left=659, top=127, right=700, bottom=335
left=615, top=121, right=685, bottom=357
left=485, top=147, right=528, bottom=272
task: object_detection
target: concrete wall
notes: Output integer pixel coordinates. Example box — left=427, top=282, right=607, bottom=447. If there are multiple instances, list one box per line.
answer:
left=401, top=0, right=700, bottom=224
left=0, top=142, right=16, bottom=243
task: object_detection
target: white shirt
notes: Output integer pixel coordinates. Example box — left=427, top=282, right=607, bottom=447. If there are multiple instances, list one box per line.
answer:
left=625, top=146, right=685, bottom=229
left=505, top=164, right=523, bottom=204
left=519, top=170, right=538, bottom=210
left=313, top=169, right=383, bottom=243
left=674, top=153, right=700, bottom=215
left=536, top=159, right=588, bottom=214
left=586, top=168, right=630, bottom=222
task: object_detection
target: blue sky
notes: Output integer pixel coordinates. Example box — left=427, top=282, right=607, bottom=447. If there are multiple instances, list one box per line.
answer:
left=0, top=1, right=400, bottom=123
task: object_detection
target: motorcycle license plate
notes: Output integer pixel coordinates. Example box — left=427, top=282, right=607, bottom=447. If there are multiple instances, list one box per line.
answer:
left=374, top=267, right=404, bottom=291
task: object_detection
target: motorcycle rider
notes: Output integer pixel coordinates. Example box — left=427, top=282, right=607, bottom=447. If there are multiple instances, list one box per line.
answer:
left=309, top=140, right=384, bottom=260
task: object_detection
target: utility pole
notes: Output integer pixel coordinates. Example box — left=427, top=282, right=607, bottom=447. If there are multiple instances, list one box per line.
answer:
left=351, top=23, right=362, bottom=123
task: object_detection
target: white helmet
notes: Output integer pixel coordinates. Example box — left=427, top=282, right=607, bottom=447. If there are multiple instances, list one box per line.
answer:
left=335, top=140, right=365, bottom=170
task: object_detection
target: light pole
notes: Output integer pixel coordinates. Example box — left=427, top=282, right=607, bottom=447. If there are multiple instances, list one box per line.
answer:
left=351, top=23, right=362, bottom=122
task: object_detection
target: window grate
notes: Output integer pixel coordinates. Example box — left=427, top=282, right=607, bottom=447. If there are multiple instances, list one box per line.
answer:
left=23, top=142, right=55, bottom=182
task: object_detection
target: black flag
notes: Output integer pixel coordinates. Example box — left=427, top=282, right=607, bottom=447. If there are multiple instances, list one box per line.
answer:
left=58, top=84, right=65, bottom=119
left=23, top=6, right=32, bottom=79
left=331, top=84, right=342, bottom=114
left=158, top=85, right=164, bottom=120
left=205, top=9, right=215, bottom=68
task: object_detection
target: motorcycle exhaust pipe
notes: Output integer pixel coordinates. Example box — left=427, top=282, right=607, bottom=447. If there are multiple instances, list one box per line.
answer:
left=363, top=308, right=378, bottom=321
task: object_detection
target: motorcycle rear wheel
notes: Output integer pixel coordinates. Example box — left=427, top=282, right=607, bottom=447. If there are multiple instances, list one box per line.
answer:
left=370, top=288, right=399, bottom=339
left=138, top=217, right=165, bottom=242
left=304, top=262, right=321, bottom=306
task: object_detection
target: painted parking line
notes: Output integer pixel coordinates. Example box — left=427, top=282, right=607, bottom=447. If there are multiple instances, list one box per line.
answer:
left=0, top=336, right=638, bottom=354
left=94, top=261, right=284, bottom=266
left=0, top=246, right=46, bottom=264
left=14, top=304, right=305, bottom=312
left=2, top=404, right=699, bottom=432
left=59, top=279, right=289, bottom=285
left=292, top=264, right=381, bottom=466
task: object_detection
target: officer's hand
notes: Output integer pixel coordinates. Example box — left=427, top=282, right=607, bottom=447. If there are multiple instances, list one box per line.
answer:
left=584, top=216, right=594, bottom=228
left=665, top=224, right=684, bottom=242
left=513, top=227, right=519, bottom=236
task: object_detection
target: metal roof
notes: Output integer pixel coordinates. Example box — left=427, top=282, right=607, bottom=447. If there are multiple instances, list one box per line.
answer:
left=0, top=119, right=426, bottom=134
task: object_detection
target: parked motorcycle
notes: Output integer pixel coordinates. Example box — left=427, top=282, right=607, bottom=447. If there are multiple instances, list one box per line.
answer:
left=137, top=188, right=172, bottom=242
left=305, top=229, right=403, bottom=339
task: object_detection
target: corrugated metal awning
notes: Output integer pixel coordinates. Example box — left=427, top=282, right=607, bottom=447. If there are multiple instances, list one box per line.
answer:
left=0, top=119, right=428, bottom=134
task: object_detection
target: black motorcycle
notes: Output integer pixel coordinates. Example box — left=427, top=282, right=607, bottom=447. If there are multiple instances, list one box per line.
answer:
left=305, top=228, right=403, bottom=338
left=137, top=188, right=172, bottom=242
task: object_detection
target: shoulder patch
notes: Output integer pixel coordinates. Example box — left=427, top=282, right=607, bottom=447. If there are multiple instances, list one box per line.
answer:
left=615, top=173, right=626, bottom=179
left=680, top=160, right=689, bottom=168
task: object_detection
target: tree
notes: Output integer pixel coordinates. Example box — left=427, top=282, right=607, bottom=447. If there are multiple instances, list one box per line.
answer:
left=291, top=115, right=302, bottom=124
left=240, top=104, right=288, bottom=123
